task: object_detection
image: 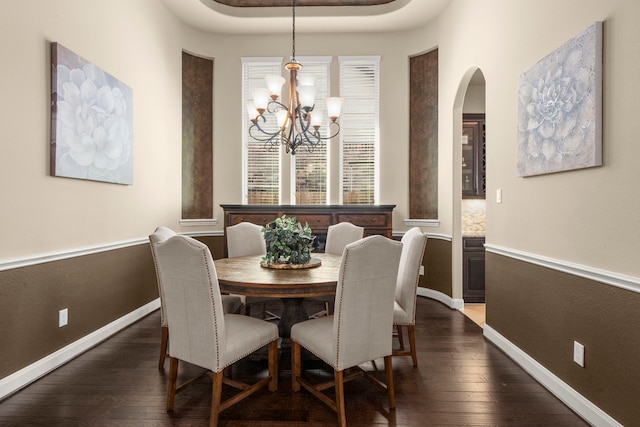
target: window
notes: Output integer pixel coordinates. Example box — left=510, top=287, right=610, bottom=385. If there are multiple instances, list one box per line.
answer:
left=339, top=56, right=380, bottom=205
left=242, top=56, right=379, bottom=206
left=291, top=57, right=331, bottom=205
left=242, top=57, right=283, bottom=204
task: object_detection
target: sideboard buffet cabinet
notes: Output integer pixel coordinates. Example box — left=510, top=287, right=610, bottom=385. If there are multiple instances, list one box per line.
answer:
left=221, top=204, right=395, bottom=255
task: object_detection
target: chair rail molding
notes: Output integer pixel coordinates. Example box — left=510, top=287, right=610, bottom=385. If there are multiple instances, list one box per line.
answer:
left=485, top=244, right=640, bottom=294
left=179, top=218, right=217, bottom=227
left=404, top=219, right=440, bottom=227
left=0, top=238, right=148, bottom=272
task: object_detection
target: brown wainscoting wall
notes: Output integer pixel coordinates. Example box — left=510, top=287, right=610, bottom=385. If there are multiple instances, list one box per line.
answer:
left=486, top=252, right=640, bottom=425
left=418, top=237, right=452, bottom=297
left=0, top=243, right=158, bottom=380
left=194, top=235, right=226, bottom=260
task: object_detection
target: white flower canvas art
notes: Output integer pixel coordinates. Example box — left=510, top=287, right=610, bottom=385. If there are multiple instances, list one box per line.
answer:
left=51, top=43, right=133, bottom=184
left=517, top=22, right=602, bottom=177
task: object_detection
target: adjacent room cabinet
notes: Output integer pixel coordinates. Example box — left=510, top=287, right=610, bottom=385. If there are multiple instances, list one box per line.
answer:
left=463, top=236, right=485, bottom=303
left=462, top=114, right=486, bottom=199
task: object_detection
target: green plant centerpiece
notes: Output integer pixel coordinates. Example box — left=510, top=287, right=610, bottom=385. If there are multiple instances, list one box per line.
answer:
left=261, top=215, right=318, bottom=269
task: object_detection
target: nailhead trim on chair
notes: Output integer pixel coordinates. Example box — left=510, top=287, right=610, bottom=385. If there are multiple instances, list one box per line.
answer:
left=184, top=237, right=277, bottom=373
left=333, top=237, right=372, bottom=367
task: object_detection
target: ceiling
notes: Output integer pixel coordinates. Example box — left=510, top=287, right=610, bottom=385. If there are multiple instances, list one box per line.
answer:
left=214, top=0, right=395, bottom=6
left=160, top=0, right=451, bottom=34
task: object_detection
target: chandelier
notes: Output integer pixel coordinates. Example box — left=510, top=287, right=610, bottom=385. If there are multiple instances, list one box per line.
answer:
left=246, top=0, right=343, bottom=155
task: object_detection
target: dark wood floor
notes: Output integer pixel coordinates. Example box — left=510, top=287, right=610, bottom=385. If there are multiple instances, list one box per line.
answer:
left=0, top=298, right=589, bottom=426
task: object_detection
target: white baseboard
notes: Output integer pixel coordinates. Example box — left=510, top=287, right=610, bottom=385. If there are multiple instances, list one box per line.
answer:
left=417, top=287, right=464, bottom=310
left=0, top=299, right=161, bottom=401
left=483, top=325, right=622, bottom=427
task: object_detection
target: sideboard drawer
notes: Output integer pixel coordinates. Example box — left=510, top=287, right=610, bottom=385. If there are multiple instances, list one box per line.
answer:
left=228, top=213, right=278, bottom=227
left=335, top=213, right=389, bottom=228
left=293, top=214, right=332, bottom=228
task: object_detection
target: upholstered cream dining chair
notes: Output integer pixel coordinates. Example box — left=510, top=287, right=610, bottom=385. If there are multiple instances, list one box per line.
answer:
left=392, top=227, right=428, bottom=367
left=324, top=222, right=365, bottom=255
left=308, top=222, right=364, bottom=318
left=291, top=235, right=403, bottom=427
left=149, top=226, right=241, bottom=370
left=226, top=221, right=280, bottom=320
left=153, top=234, right=279, bottom=427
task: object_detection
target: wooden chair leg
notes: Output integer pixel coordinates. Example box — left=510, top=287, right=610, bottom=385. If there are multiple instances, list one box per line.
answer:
left=159, top=325, right=169, bottom=370
left=292, top=341, right=301, bottom=392
left=223, top=365, right=232, bottom=377
left=408, top=324, right=418, bottom=367
left=396, top=324, right=405, bottom=349
left=166, top=357, right=179, bottom=411
left=384, top=355, right=396, bottom=410
left=335, top=370, right=346, bottom=427
left=268, top=340, right=278, bottom=392
left=209, top=371, right=224, bottom=427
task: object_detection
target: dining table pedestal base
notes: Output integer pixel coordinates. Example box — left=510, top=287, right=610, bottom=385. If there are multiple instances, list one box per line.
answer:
left=278, top=297, right=308, bottom=338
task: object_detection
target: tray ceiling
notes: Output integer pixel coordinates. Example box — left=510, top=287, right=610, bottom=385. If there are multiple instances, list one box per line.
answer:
left=214, top=0, right=395, bottom=6
left=161, top=0, right=450, bottom=34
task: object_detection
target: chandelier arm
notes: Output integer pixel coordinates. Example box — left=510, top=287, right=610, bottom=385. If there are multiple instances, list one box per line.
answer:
left=249, top=123, right=281, bottom=144
left=296, top=106, right=311, bottom=135
left=266, top=99, right=288, bottom=114
left=296, top=133, right=317, bottom=155
left=300, top=127, right=320, bottom=147
left=326, top=121, right=341, bottom=139
left=250, top=121, right=279, bottom=139
left=263, top=138, right=280, bottom=150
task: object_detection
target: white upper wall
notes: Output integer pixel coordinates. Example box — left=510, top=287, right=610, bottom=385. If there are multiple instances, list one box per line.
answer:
left=0, top=0, right=184, bottom=259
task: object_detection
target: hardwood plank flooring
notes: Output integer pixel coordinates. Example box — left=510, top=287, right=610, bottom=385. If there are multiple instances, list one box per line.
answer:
left=0, top=298, right=589, bottom=426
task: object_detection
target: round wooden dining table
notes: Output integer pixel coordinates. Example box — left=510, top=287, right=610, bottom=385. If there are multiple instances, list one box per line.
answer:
left=214, top=252, right=342, bottom=337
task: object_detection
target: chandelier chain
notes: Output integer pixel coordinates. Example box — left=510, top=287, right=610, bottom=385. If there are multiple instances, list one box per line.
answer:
left=292, top=0, right=296, bottom=60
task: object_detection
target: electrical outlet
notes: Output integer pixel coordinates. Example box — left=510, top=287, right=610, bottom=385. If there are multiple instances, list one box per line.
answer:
left=419, top=265, right=424, bottom=275
left=573, top=341, right=584, bottom=367
left=59, top=308, right=68, bottom=327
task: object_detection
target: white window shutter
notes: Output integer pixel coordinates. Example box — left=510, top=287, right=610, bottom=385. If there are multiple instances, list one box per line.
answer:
left=339, top=56, right=380, bottom=205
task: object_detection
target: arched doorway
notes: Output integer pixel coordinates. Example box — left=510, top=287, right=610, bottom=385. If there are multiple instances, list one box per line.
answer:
left=453, top=68, right=486, bottom=327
